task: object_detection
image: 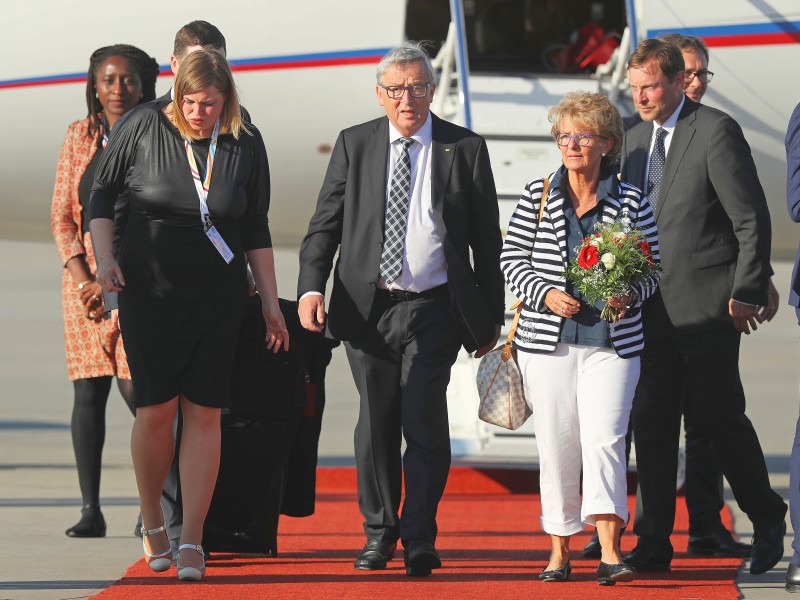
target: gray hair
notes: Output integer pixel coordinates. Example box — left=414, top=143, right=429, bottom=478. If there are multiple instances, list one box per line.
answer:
left=376, top=41, right=435, bottom=84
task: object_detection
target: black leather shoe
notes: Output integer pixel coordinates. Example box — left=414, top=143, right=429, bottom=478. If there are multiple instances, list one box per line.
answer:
left=583, top=533, right=601, bottom=559
left=403, top=541, right=441, bottom=576
left=65, top=506, right=106, bottom=538
left=687, top=528, right=752, bottom=557
left=597, top=561, right=637, bottom=586
left=539, top=561, right=571, bottom=582
left=750, top=520, right=786, bottom=575
left=623, top=542, right=672, bottom=572
left=786, top=562, right=800, bottom=592
left=583, top=527, right=626, bottom=559
left=354, top=540, right=397, bottom=570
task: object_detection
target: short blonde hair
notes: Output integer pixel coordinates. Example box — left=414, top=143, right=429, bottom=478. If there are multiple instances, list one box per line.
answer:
left=548, top=91, right=623, bottom=168
left=172, top=47, right=248, bottom=141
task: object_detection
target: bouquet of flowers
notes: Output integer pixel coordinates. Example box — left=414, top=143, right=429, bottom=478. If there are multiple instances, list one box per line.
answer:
left=564, top=220, right=660, bottom=322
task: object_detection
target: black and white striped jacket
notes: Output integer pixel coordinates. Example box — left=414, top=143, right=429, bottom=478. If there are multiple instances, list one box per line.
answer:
left=500, top=171, right=660, bottom=358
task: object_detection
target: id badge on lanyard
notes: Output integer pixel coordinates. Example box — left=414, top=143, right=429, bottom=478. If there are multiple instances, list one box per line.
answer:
left=185, top=120, right=234, bottom=264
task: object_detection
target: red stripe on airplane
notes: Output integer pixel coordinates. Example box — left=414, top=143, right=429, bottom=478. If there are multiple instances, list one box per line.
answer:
left=706, top=32, right=800, bottom=47
left=0, top=56, right=381, bottom=90
left=231, top=55, right=380, bottom=72
left=0, top=76, right=85, bottom=90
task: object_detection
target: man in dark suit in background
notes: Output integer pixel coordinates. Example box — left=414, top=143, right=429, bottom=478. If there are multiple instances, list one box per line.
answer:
left=297, top=42, right=503, bottom=576
left=784, top=101, right=800, bottom=592
left=619, top=38, right=786, bottom=575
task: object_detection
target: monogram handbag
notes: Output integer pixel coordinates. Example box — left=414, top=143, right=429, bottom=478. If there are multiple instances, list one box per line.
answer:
left=475, top=301, right=530, bottom=430
left=475, top=177, right=549, bottom=430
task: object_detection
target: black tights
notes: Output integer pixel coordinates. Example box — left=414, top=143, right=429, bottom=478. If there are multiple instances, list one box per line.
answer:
left=71, top=377, right=135, bottom=508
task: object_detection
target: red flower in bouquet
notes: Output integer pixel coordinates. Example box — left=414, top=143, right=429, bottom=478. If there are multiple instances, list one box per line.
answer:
left=639, top=240, right=653, bottom=265
left=578, top=245, right=599, bottom=269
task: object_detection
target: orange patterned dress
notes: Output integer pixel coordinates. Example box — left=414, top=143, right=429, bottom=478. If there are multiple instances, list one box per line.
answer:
left=50, top=118, right=130, bottom=381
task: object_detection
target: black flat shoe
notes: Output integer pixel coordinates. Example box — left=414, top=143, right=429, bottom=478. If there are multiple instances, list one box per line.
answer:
left=65, top=506, right=106, bottom=538
left=354, top=540, right=397, bottom=570
left=538, top=561, right=571, bottom=582
left=597, top=561, right=636, bottom=586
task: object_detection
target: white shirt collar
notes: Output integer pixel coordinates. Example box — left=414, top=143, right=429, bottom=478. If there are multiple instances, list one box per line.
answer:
left=654, top=95, right=685, bottom=133
left=388, top=113, right=432, bottom=147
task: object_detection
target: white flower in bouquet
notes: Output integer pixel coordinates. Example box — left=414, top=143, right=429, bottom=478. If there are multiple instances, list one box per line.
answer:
left=600, top=252, right=616, bottom=269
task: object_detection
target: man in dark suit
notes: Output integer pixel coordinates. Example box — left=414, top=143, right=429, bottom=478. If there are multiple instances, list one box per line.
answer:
left=297, top=42, right=503, bottom=576
left=784, top=101, right=800, bottom=592
left=619, top=38, right=787, bottom=575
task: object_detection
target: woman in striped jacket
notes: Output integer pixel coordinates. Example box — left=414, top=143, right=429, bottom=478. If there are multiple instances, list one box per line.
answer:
left=500, top=91, right=659, bottom=586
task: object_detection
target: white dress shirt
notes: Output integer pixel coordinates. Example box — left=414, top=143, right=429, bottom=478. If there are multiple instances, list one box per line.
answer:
left=644, top=95, right=685, bottom=189
left=380, top=114, right=447, bottom=292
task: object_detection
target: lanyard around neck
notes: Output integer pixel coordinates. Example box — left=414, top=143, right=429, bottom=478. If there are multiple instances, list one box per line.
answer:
left=184, top=120, right=220, bottom=231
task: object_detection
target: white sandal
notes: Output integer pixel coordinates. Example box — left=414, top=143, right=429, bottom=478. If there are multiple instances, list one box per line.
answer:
left=177, top=544, right=206, bottom=581
left=141, top=522, right=172, bottom=572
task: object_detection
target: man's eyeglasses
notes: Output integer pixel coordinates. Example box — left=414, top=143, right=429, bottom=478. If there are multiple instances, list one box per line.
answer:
left=378, top=82, right=431, bottom=99
left=685, top=70, right=714, bottom=84
left=555, top=132, right=595, bottom=147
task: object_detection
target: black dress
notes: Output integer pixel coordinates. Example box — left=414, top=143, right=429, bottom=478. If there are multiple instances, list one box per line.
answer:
left=90, top=101, right=271, bottom=408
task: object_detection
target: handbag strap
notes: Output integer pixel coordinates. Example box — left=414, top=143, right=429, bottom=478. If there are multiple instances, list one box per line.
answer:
left=502, top=177, right=550, bottom=361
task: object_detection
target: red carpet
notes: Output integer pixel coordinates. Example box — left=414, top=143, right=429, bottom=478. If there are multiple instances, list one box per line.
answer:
left=95, top=468, right=743, bottom=599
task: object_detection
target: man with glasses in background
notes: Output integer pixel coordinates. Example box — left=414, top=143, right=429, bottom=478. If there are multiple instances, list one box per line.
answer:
left=619, top=38, right=786, bottom=576
left=297, top=41, right=503, bottom=576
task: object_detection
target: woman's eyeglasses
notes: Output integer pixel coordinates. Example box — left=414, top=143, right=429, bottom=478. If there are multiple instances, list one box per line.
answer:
left=555, top=132, right=595, bottom=147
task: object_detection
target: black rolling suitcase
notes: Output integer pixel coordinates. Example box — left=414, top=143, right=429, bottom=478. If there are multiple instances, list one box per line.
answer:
left=202, top=297, right=336, bottom=555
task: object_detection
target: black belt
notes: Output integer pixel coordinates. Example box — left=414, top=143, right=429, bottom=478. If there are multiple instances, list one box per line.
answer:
left=375, top=284, right=449, bottom=302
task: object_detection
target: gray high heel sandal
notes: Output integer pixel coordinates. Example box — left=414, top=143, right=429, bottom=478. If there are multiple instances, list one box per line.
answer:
left=177, top=544, right=206, bottom=582
left=141, top=522, right=172, bottom=573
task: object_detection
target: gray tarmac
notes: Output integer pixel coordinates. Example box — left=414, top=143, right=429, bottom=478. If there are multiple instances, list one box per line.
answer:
left=1, top=239, right=798, bottom=599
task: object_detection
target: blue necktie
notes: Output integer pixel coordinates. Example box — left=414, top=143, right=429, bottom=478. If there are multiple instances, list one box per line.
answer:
left=379, top=137, right=414, bottom=284
left=647, top=127, right=667, bottom=210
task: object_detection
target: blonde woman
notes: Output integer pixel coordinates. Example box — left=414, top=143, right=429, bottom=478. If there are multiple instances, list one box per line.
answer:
left=501, top=91, right=659, bottom=585
left=90, top=48, right=288, bottom=581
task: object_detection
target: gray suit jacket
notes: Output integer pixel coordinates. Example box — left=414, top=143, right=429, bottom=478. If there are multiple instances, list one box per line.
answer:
left=621, top=98, right=772, bottom=333
left=298, top=114, right=504, bottom=351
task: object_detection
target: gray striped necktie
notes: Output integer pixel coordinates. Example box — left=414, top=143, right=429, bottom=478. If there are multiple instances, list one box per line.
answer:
left=647, top=127, right=667, bottom=210
left=379, top=137, right=414, bottom=284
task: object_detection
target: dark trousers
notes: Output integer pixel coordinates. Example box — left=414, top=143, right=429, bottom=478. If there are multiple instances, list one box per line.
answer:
left=632, top=319, right=786, bottom=547
left=683, top=400, right=726, bottom=536
left=630, top=391, right=728, bottom=537
left=345, top=292, right=461, bottom=546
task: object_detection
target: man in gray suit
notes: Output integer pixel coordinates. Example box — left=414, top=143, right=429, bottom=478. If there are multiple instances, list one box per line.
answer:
left=619, top=38, right=787, bottom=575
left=297, top=42, right=503, bottom=576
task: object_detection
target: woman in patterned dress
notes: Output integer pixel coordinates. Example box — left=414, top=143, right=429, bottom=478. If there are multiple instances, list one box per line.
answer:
left=50, top=44, right=159, bottom=538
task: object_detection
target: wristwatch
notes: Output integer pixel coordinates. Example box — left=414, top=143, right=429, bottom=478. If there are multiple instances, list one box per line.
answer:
left=77, top=280, right=92, bottom=291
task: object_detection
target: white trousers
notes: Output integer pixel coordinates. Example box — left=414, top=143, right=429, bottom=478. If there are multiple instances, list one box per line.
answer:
left=518, top=343, right=639, bottom=536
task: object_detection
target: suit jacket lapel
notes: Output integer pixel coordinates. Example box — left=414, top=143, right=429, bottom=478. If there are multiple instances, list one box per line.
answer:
left=367, top=119, right=391, bottom=229
left=656, top=103, right=696, bottom=220
left=431, top=115, right=455, bottom=218
left=625, top=124, right=651, bottom=192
